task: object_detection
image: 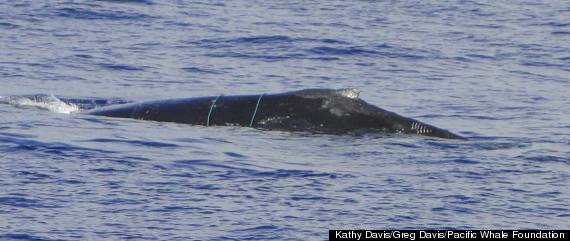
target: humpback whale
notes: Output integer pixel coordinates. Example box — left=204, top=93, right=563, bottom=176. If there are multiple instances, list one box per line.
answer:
left=85, top=88, right=464, bottom=139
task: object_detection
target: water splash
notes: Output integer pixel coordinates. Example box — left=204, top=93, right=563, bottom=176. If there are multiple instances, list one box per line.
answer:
left=0, top=94, right=79, bottom=114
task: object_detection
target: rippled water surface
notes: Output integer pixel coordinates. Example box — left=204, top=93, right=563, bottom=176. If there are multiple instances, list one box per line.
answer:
left=1, top=0, right=569, bottom=240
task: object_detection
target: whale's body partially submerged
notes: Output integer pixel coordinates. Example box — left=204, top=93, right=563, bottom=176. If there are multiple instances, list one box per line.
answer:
left=86, top=88, right=464, bottom=139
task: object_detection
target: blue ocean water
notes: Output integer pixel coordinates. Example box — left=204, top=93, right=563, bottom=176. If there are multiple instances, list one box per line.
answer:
left=1, top=0, right=569, bottom=240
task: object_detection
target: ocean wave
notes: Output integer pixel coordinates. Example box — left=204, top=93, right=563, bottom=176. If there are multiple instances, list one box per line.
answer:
left=55, top=7, right=153, bottom=21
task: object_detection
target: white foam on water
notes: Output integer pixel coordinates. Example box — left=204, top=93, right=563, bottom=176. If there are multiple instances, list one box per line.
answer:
left=0, top=94, right=79, bottom=114
left=337, top=88, right=360, bottom=99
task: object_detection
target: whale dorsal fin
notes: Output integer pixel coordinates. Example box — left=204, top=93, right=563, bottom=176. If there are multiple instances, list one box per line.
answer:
left=292, top=88, right=361, bottom=99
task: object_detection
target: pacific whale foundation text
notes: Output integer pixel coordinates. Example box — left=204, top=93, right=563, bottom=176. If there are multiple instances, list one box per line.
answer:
left=329, top=230, right=567, bottom=241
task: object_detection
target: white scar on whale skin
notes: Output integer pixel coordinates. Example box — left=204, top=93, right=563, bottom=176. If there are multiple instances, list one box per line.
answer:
left=321, top=99, right=349, bottom=117
left=411, top=122, right=432, bottom=134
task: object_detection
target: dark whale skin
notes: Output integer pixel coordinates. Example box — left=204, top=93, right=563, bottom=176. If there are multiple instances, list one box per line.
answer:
left=86, top=89, right=465, bottom=140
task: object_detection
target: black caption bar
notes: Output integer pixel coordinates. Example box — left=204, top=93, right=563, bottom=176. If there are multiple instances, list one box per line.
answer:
left=329, top=230, right=569, bottom=241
